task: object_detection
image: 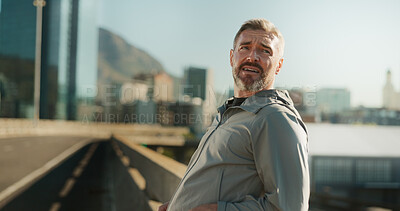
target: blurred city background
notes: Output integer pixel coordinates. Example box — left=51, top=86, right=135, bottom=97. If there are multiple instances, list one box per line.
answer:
left=0, top=0, right=399, bottom=210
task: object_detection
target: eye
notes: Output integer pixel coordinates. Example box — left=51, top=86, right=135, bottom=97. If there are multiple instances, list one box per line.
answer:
left=239, top=46, right=249, bottom=51
left=262, top=49, right=271, bottom=54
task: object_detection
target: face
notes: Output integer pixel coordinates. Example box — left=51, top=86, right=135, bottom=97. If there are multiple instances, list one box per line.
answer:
left=230, top=29, right=283, bottom=93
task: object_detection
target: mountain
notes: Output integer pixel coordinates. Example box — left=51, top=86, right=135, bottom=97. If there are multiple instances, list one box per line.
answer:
left=97, top=28, right=165, bottom=84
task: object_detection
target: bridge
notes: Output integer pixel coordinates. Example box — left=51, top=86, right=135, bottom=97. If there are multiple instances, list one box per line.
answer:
left=0, top=119, right=399, bottom=211
left=0, top=119, right=189, bottom=211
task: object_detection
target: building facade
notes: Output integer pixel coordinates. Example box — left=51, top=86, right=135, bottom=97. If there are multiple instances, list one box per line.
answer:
left=154, top=72, right=174, bottom=102
left=0, top=0, right=98, bottom=120
left=383, top=69, right=400, bottom=110
left=316, top=88, right=351, bottom=114
left=183, top=66, right=215, bottom=131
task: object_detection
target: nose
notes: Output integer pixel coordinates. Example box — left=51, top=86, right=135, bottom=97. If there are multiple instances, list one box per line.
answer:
left=246, top=49, right=260, bottom=62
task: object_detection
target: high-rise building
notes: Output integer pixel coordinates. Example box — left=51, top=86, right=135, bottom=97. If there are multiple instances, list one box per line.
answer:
left=0, top=0, right=38, bottom=118
left=183, top=66, right=213, bottom=101
left=183, top=66, right=215, bottom=131
left=0, top=0, right=98, bottom=120
left=383, top=69, right=400, bottom=110
left=316, top=88, right=351, bottom=114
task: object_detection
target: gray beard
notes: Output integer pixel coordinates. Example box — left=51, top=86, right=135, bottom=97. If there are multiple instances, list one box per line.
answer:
left=233, top=68, right=269, bottom=92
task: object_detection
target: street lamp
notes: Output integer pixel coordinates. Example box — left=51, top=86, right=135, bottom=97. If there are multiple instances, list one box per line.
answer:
left=33, top=0, right=46, bottom=125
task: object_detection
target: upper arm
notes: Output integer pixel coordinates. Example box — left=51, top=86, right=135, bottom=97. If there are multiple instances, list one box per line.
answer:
left=252, top=110, right=310, bottom=210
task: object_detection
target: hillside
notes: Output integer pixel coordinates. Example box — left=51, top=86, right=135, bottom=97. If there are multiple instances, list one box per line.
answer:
left=97, top=28, right=165, bottom=84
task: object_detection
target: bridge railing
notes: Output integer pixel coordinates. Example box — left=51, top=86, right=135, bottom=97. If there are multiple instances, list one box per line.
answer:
left=112, top=134, right=187, bottom=209
left=0, top=118, right=188, bottom=146
left=0, top=118, right=190, bottom=210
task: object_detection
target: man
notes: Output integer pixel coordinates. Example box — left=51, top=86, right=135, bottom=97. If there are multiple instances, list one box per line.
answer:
left=160, top=18, right=310, bottom=211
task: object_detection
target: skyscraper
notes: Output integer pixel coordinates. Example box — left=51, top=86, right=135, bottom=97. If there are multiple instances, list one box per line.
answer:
left=316, top=88, right=351, bottom=114
left=183, top=66, right=215, bottom=130
left=183, top=66, right=214, bottom=101
left=0, top=0, right=98, bottom=120
left=0, top=0, right=37, bottom=118
left=383, top=69, right=400, bottom=110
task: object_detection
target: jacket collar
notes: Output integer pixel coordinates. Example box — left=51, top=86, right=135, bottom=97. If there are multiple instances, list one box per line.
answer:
left=218, top=89, right=294, bottom=114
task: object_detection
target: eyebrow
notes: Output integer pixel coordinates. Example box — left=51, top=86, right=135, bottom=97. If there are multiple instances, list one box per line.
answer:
left=261, top=43, right=273, bottom=52
left=239, top=41, right=252, bottom=46
left=239, top=41, right=273, bottom=52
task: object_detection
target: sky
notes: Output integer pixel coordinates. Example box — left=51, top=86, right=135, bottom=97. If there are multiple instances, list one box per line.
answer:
left=98, top=0, right=400, bottom=107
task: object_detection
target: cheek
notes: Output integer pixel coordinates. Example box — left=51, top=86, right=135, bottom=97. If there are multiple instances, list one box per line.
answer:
left=263, top=59, right=276, bottom=69
left=232, top=56, right=241, bottom=67
left=261, top=62, right=271, bottom=71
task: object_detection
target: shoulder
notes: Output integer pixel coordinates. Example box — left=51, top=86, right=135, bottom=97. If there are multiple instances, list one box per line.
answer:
left=254, top=103, right=308, bottom=137
left=256, top=103, right=297, bottom=120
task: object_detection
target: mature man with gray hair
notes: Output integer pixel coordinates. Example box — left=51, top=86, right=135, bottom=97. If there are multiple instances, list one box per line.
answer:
left=159, top=18, right=310, bottom=211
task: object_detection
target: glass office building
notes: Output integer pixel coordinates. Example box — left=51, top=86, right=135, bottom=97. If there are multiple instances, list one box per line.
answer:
left=0, top=0, right=37, bottom=118
left=0, top=0, right=98, bottom=120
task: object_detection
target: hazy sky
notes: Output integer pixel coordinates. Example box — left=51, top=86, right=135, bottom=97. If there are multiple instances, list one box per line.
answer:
left=98, top=0, right=400, bottom=107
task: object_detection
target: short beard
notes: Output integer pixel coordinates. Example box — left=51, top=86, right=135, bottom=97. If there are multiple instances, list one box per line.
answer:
left=232, top=64, right=272, bottom=92
left=233, top=73, right=265, bottom=92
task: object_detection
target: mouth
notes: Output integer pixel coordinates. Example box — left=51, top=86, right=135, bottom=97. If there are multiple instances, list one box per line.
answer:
left=239, top=62, right=263, bottom=75
left=242, top=67, right=260, bottom=73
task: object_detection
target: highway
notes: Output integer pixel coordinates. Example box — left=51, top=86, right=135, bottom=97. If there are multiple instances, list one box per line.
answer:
left=0, top=136, right=153, bottom=211
left=0, top=136, right=93, bottom=192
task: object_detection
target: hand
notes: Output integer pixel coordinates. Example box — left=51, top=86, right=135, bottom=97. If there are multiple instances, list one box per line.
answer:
left=189, top=203, right=217, bottom=211
left=158, top=202, right=169, bottom=211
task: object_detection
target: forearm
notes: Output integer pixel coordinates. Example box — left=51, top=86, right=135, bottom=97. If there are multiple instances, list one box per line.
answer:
left=218, top=195, right=276, bottom=211
left=217, top=186, right=309, bottom=211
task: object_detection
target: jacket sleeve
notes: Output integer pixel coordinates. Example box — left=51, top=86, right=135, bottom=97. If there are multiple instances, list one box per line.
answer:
left=217, top=110, right=310, bottom=211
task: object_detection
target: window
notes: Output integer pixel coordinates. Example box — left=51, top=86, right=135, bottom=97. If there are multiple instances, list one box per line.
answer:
left=315, top=158, right=353, bottom=184
left=356, top=159, right=391, bottom=183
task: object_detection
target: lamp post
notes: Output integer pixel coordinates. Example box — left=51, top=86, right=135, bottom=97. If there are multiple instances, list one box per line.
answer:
left=33, top=0, right=46, bottom=125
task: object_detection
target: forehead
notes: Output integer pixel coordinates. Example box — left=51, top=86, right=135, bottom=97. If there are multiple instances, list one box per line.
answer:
left=237, top=29, right=279, bottom=46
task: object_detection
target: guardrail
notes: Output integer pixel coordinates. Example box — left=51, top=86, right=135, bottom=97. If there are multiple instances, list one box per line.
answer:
left=0, top=119, right=189, bottom=210
left=0, top=118, right=188, bottom=146
left=112, top=135, right=187, bottom=209
left=310, top=192, right=399, bottom=211
left=0, top=136, right=188, bottom=211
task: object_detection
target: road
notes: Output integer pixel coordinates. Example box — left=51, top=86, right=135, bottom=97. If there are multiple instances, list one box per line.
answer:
left=0, top=136, right=94, bottom=192
left=0, top=136, right=154, bottom=211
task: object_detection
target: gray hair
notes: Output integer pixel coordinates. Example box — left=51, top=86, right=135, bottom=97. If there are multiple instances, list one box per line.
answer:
left=233, top=18, right=285, bottom=57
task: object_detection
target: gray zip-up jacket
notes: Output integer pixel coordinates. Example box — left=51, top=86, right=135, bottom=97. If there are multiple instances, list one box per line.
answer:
left=167, top=89, right=310, bottom=211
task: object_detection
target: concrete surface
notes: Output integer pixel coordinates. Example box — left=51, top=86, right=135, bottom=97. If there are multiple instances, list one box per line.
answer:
left=113, top=135, right=187, bottom=204
left=1, top=141, right=153, bottom=211
left=0, top=118, right=189, bottom=146
left=0, top=136, right=95, bottom=192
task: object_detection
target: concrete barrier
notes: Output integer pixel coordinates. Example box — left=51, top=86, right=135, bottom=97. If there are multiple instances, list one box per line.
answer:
left=112, top=135, right=187, bottom=204
left=0, top=119, right=190, bottom=210
left=0, top=140, right=158, bottom=211
left=0, top=118, right=189, bottom=146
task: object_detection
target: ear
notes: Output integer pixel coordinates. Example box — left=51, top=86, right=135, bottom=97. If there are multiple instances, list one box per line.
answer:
left=275, top=58, right=284, bottom=75
left=230, top=49, right=234, bottom=67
